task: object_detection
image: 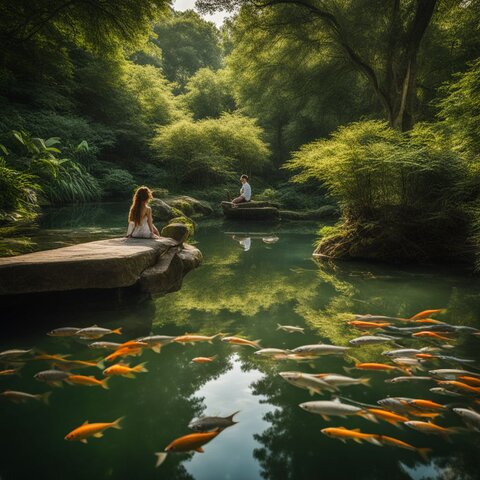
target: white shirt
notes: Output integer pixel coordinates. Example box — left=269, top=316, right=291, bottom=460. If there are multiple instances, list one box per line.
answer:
left=241, top=182, right=252, bottom=201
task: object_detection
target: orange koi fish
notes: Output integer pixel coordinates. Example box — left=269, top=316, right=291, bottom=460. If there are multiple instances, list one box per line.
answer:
left=413, top=318, right=445, bottom=325
left=348, top=321, right=392, bottom=329
left=119, top=340, right=148, bottom=349
left=405, top=420, right=460, bottom=438
left=166, top=430, right=221, bottom=452
left=174, top=334, right=222, bottom=344
left=410, top=309, right=445, bottom=320
left=104, top=347, right=142, bottom=363
left=65, top=417, right=124, bottom=443
left=366, top=409, right=409, bottom=427
left=103, top=362, right=148, bottom=378
left=375, top=434, right=431, bottom=459
left=458, top=376, right=480, bottom=387
left=191, top=356, right=216, bottom=364
left=415, top=353, right=437, bottom=360
left=321, top=427, right=381, bottom=445
left=221, top=337, right=261, bottom=349
left=66, top=375, right=109, bottom=389
left=0, top=368, right=21, bottom=376
left=412, top=332, right=454, bottom=341
left=345, top=362, right=408, bottom=374
left=438, top=380, right=480, bottom=394
left=406, top=399, right=446, bottom=411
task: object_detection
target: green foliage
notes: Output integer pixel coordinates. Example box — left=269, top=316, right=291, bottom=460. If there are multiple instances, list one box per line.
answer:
left=151, top=113, right=270, bottom=187
left=437, top=58, right=480, bottom=160
left=152, top=10, right=222, bottom=90
left=287, top=120, right=470, bottom=262
left=99, top=169, right=136, bottom=200
left=182, top=68, right=235, bottom=119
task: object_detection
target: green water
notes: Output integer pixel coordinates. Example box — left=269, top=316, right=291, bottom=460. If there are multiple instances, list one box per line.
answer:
left=2, top=204, right=480, bottom=480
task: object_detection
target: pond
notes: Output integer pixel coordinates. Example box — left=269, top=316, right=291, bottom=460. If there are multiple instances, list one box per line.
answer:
left=1, top=204, right=480, bottom=480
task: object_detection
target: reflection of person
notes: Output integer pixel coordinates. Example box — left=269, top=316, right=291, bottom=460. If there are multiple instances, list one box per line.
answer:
left=232, top=235, right=251, bottom=251
left=126, top=186, right=160, bottom=239
left=232, top=174, right=251, bottom=207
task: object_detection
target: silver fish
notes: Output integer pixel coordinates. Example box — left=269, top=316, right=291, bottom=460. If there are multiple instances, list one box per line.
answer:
left=137, top=335, right=176, bottom=353
left=299, top=398, right=375, bottom=421
left=349, top=335, right=399, bottom=346
left=318, top=374, right=370, bottom=387
left=453, top=408, right=480, bottom=431
left=392, top=357, right=424, bottom=367
left=386, top=376, right=432, bottom=384
left=0, top=349, right=32, bottom=360
left=188, top=411, right=240, bottom=432
left=436, top=355, right=476, bottom=364
left=291, top=344, right=349, bottom=356
left=88, top=342, right=122, bottom=350
left=382, top=347, right=436, bottom=358
left=377, top=397, right=414, bottom=413
left=279, top=372, right=337, bottom=394
left=429, top=387, right=463, bottom=397
left=255, top=348, right=290, bottom=357
left=0, top=390, right=51, bottom=405
left=262, top=236, right=279, bottom=244
left=75, top=325, right=122, bottom=339
left=429, top=369, right=480, bottom=380
left=276, top=324, right=304, bottom=334
left=47, top=327, right=80, bottom=337
left=34, top=369, right=71, bottom=387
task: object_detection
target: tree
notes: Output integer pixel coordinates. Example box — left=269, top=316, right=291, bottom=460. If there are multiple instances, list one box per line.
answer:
left=181, top=68, right=235, bottom=119
left=153, top=10, right=223, bottom=90
left=198, top=0, right=443, bottom=131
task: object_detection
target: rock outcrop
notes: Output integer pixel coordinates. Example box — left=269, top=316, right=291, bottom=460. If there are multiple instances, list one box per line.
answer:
left=0, top=236, right=202, bottom=297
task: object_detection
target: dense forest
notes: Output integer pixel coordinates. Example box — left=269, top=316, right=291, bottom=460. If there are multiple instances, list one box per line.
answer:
left=0, top=0, right=479, bottom=266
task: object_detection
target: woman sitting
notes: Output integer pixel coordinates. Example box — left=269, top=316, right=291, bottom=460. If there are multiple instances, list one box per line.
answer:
left=126, top=186, right=160, bottom=239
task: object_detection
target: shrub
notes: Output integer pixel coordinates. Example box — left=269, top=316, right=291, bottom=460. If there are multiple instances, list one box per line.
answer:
left=99, top=168, right=136, bottom=199
left=286, top=120, right=470, bottom=262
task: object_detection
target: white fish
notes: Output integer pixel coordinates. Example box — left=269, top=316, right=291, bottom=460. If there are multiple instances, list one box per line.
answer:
left=276, top=324, right=304, bottom=334
left=0, top=349, right=32, bottom=360
left=453, top=408, right=480, bottom=431
left=316, top=374, right=370, bottom=387
left=34, top=369, right=72, bottom=387
left=47, top=327, right=80, bottom=337
left=75, top=325, right=122, bottom=339
left=255, top=348, right=290, bottom=357
left=429, top=387, right=463, bottom=397
left=392, top=357, right=424, bottom=368
left=279, top=372, right=337, bottom=394
left=382, top=347, right=436, bottom=358
left=291, top=344, right=349, bottom=356
left=429, top=369, right=480, bottom=380
left=349, top=335, right=399, bottom=346
left=385, top=375, right=433, bottom=383
left=0, top=390, right=51, bottom=405
left=386, top=376, right=431, bottom=384
left=262, top=236, right=279, bottom=244
left=299, top=398, right=376, bottom=422
left=88, top=342, right=122, bottom=350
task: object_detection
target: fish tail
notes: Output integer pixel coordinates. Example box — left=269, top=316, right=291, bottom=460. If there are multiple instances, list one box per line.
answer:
left=253, top=339, right=262, bottom=349
left=343, top=366, right=354, bottom=374
left=112, top=328, right=122, bottom=335
left=227, top=410, right=240, bottom=423
left=134, top=362, right=148, bottom=373
left=112, top=416, right=125, bottom=430
left=41, top=391, right=52, bottom=405
left=96, top=360, right=105, bottom=370
left=276, top=324, right=282, bottom=330
left=359, top=377, right=371, bottom=387
left=359, top=411, right=378, bottom=423
left=101, top=378, right=110, bottom=389
left=154, top=452, right=168, bottom=468
left=366, top=435, right=383, bottom=447
left=151, top=345, right=161, bottom=354
left=417, top=448, right=432, bottom=461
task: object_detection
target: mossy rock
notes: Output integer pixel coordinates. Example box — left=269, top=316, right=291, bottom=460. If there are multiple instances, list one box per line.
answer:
left=165, top=196, right=213, bottom=217
left=161, top=222, right=190, bottom=243
left=168, top=216, right=196, bottom=237
left=150, top=198, right=174, bottom=221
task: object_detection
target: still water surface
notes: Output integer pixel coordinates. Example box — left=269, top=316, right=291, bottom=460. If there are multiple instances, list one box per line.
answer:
left=1, top=204, right=480, bottom=480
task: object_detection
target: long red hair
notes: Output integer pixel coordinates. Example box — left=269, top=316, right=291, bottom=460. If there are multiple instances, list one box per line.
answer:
left=129, top=186, right=153, bottom=226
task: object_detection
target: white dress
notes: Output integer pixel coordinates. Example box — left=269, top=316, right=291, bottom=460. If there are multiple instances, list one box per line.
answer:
left=126, top=216, right=154, bottom=238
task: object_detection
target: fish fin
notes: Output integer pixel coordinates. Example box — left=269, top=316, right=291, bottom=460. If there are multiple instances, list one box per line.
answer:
left=151, top=345, right=161, bottom=354
left=226, top=410, right=240, bottom=423
left=361, top=412, right=378, bottom=423
left=351, top=428, right=361, bottom=432
left=353, top=438, right=363, bottom=444
left=417, top=448, right=432, bottom=461
left=155, top=452, right=168, bottom=468
left=112, top=328, right=122, bottom=335
left=321, top=415, right=330, bottom=421
left=93, top=432, right=104, bottom=438
left=343, top=366, right=354, bottom=374
left=125, top=373, right=136, bottom=379
left=308, top=389, right=316, bottom=396
left=367, top=437, right=383, bottom=447
left=101, top=378, right=110, bottom=390
left=82, top=420, right=89, bottom=425
left=360, top=377, right=371, bottom=387
left=96, top=360, right=105, bottom=370
left=112, top=416, right=125, bottom=429
left=41, top=391, right=52, bottom=405
left=276, top=324, right=282, bottom=330
left=80, top=439, right=88, bottom=444
left=309, top=363, right=316, bottom=369
left=196, top=447, right=204, bottom=453
left=134, top=362, right=148, bottom=373
left=52, top=381, right=64, bottom=388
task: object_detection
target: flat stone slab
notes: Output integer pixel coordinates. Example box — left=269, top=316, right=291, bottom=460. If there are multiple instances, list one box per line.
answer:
left=0, top=237, right=202, bottom=296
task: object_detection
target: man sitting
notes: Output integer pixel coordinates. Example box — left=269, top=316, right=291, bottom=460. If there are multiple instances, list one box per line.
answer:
left=232, top=174, right=251, bottom=206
